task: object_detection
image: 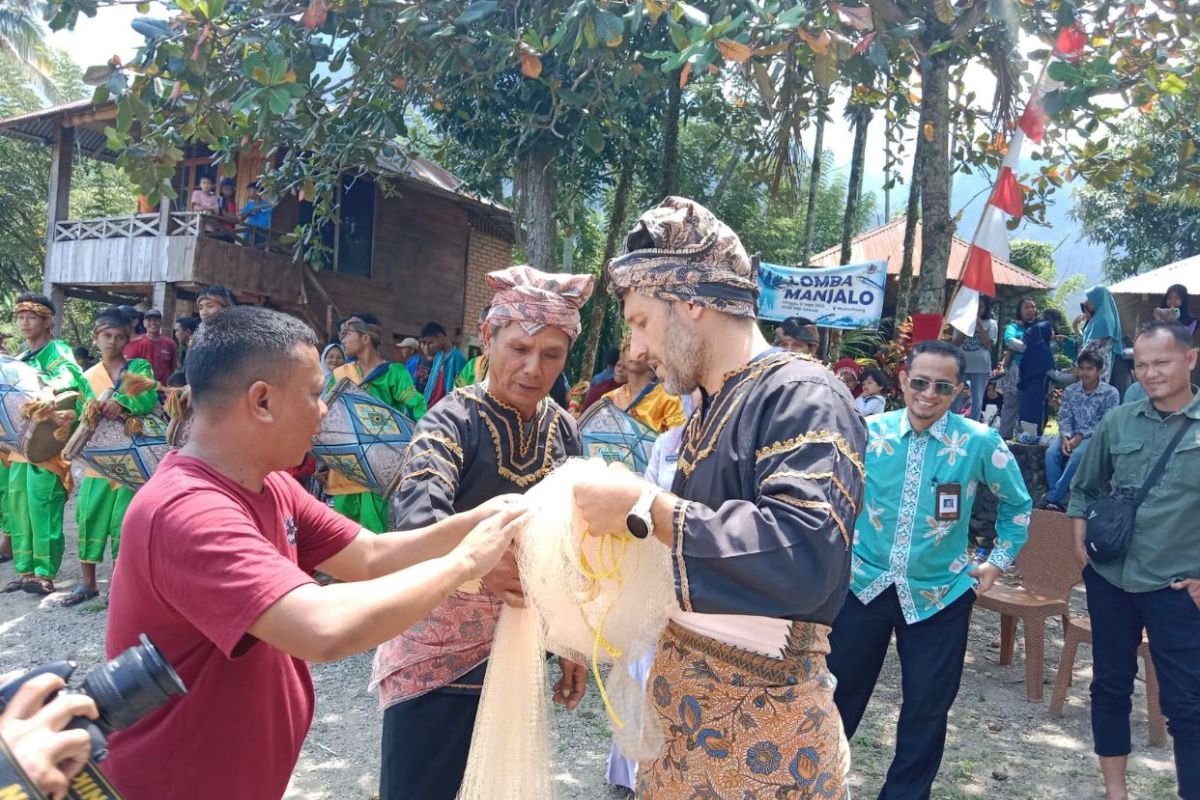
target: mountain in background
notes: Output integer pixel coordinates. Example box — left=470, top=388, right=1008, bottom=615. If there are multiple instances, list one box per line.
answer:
left=845, top=165, right=1106, bottom=311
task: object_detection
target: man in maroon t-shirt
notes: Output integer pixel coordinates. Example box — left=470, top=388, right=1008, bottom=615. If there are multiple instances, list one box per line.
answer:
left=103, top=306, right=522, bottom=800
left=122, top=308, right=177, bottom=384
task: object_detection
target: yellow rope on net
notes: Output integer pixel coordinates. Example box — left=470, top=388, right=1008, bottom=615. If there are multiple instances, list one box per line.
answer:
left=577, top=529, right=633, bottom=729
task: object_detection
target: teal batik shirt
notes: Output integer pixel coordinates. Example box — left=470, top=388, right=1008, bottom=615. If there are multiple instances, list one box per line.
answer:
left=851, top=409, right=1032, bottom=623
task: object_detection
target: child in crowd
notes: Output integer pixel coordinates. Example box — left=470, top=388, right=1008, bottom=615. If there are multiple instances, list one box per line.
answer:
left=240, top=181, right=274, bottom=246
left=855, top=367, right=887, bottom=416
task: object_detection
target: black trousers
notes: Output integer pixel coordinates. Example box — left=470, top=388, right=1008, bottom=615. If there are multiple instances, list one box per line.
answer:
left=1085, top=566, right=1200, bottom=799
left=379, top=690, right=481, bottom=800
left=827, top=585, right=975, bottom=800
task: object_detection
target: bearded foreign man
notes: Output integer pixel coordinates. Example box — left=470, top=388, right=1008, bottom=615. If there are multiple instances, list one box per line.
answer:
left=571, top=197, right=867, bottom=798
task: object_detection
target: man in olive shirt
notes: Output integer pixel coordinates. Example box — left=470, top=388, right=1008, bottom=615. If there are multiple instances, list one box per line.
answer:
left=1068, top=320, right=1199, bottom=800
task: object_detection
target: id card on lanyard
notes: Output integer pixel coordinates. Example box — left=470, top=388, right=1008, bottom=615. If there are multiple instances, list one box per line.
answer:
left=934, top=481, right=961, bottom=521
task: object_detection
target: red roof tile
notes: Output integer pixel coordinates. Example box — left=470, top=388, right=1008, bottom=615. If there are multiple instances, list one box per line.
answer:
left=808, top=218, right=1053, bottom=290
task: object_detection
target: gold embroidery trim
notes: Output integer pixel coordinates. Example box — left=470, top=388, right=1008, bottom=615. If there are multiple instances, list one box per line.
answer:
left=676, top=352, right=796, bottom=477
left=759, top=470, right=859, bottom=513
left=464, top=384, right=562, bottom=487
left=755, top=430, right=866, bottom=479
left=673, top=499, right=693, bottom=613
left=407, top=449, right=462, bottom=478
left=400, top=467, right=457, bottom=493
left=408, top=431, right=464, bottom=462
left=770, top=494, right=852, bottom=548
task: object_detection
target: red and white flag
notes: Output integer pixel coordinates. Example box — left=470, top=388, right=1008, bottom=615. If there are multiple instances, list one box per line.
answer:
left=947, top=129, right=1025, bottom=336
left=947, top=27, right=1084, bottom=336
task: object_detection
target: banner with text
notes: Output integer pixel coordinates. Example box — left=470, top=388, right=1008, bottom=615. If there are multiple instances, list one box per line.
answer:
left=757, top=259, right=887, bottom=329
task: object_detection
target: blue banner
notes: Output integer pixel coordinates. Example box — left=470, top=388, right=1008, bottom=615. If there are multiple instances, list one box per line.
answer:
left=757, top=259, right=888, bottom=329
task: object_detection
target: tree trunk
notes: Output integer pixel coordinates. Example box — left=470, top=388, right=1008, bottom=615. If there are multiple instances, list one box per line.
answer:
left=912, top=53, right=954, bottom=314
left=839, top=107, right=871, bottom=265
left=800, top=93, right=827, bottom=267
left=658, top=75, right=682, bottom=199
left=896, top=129, right=925, bottom=326
left=513, top=145, right=558, bottom=272
left=578, top=157, right=636, bottom=381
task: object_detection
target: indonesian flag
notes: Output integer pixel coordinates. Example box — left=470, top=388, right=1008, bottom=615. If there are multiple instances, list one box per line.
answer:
left=947, top=131, right=1025, bottom=336
left=947, top=24, right=1084, bottom=336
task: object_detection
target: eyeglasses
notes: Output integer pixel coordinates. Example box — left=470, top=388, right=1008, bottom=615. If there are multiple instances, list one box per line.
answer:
left=907, top=377, right=958, bottom=396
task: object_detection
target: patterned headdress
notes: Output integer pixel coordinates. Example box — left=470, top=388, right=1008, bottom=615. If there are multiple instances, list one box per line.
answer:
left=15, top=301, right=53, bottom=319
left=485, top=265, right=595, bottom=340
left=605, top=196, right=758, bottom=319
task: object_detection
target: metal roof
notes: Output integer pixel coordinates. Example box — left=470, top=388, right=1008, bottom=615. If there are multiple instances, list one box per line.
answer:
left=808, top=217, right=1054, bottom=290
left=1107, top=255, right=1199, bottom=295
left=0, top=99, right=116, bottom=162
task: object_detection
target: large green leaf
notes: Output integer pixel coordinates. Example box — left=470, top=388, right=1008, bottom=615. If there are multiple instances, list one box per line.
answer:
left=456, top=0, right=499, bottom=25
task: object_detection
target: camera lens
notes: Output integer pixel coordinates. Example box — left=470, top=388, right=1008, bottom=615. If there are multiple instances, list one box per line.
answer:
left=81, top=634, right=187, bottom=734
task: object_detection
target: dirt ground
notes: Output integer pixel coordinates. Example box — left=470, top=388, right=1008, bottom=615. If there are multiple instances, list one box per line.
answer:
left=0, top=503, right=1177, bottom=799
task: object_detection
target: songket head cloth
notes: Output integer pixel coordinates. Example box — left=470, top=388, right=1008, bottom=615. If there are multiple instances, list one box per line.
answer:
left=605, top=196, right=758, bottom=318
left=485, top=265, right=595, bottom=340
left=14, top=300, right=53, bottom=319
left=457, top=458, right=675, bottom=800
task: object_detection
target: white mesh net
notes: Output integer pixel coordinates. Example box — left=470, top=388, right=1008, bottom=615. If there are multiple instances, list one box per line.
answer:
left=456, top=458, right=676, bottom=800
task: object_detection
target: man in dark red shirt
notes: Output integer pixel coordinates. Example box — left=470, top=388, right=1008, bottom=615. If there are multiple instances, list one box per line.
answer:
left=123, top=309, right=177, bottom=384
left=103, top=306, right=521, bottom=800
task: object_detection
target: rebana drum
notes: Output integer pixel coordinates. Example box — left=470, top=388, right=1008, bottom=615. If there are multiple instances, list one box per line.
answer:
left=63, top=400, right=170, bottom=491
left=314, top=378, right=416, bottom=497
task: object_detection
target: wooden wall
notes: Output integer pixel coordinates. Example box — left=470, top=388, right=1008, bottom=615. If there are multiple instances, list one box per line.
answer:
left=313, top=186, right=474, bottom=346
left=48, top=236, right=195, bottom=286
left=191, top=237, right=305, bottom=304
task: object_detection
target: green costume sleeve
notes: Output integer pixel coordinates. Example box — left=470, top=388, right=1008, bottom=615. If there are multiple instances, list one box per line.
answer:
left=112, top=359, right=158, bottom=416
left=36, top=340, right=93, bottom=400
left=454, top=358, right=476, bottom=389
left=386, top=363, right=427, bottom=421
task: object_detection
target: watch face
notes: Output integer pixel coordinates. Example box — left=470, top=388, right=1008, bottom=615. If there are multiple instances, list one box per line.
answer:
left=626, top=513, right=649, bottom=539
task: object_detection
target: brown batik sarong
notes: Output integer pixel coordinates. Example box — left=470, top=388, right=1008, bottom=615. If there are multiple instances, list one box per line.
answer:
left=637, top=620, right=849, bottom=800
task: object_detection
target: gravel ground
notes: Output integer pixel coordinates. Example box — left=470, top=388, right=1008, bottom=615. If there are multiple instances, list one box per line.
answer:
left=0, top=503, right=1176, bottom=799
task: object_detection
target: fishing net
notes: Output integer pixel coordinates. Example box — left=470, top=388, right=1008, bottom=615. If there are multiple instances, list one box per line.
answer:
left=457, top=458, right=676, bottom=800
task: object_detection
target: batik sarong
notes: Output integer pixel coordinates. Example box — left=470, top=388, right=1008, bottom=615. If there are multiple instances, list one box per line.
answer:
left=638, top=620, right=849, bottom=800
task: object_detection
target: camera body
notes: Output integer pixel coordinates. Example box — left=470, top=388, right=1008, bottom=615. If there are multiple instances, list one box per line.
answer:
left=0, top=633, right=186, bottom=763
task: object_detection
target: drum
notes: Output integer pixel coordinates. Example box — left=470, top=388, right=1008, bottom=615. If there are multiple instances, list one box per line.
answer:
left=0, top=355, right=41, bottom=454
left=0, top=355, right=78, bottom=463
left=63, top=396, right=170, bottom=491
left=577, top=398, right=658, bottom=475
left=313, top=378, right=416, bottom=497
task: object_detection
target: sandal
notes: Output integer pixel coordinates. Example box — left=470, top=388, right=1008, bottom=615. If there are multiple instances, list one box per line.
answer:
left=2, top=578, right=27, bottom=593
left=21, top=577, right=54, bottom=596
left=61, top=584, right=100, bottom=607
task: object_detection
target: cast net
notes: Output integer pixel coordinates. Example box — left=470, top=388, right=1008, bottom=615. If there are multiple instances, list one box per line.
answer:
left=456, top=458, right=675, bottom=800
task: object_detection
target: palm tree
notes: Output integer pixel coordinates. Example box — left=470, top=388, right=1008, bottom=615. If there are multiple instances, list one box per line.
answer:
left=839, top=102, right=873, bottom=265
left=0, top=0, right=61, bottom=103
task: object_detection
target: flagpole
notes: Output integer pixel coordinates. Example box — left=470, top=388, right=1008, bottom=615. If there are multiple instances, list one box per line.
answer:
left=941, top=53, right=1056, bottom=325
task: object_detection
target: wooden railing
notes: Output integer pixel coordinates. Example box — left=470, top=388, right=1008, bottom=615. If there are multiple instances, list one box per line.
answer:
left=53, top=213, right=162, bottom=241
left=52, top=212, right=291, bottom=254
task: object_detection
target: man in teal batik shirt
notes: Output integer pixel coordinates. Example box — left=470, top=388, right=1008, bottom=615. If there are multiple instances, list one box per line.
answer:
left=828, top=339, right=1032, bottom=800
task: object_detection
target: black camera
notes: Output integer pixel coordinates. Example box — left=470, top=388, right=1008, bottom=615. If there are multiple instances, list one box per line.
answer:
left=0, top=634, right=186, bottom=762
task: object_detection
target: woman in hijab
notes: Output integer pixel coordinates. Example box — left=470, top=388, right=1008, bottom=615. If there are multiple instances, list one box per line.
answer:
left=1157, top=283, right=1196, bottom=337
left=1080, top=285, right=1122, bottom=382
left=321, top=342, right=346, bottom=379
left=1017, top=309, right=1065, bottom=437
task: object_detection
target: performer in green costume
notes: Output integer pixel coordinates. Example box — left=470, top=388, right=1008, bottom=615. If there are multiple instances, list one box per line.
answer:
left=4, top=293, right=92, bottom=595
left=64, top=310, right=158, bottom=607
left=326, top=314, right=427, bottom=532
